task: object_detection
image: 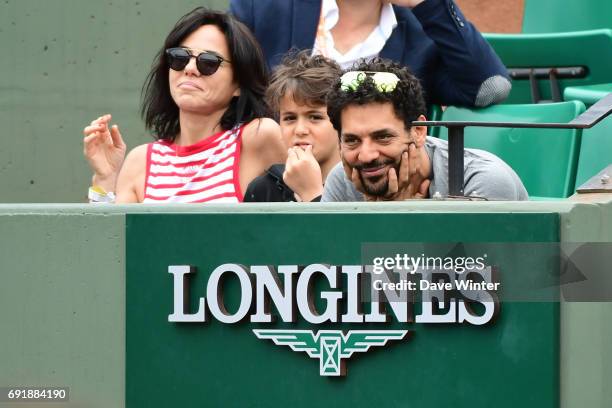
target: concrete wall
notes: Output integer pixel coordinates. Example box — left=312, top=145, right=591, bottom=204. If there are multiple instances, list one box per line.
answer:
left=0, top=208, right=125, bottom=407
left=1, top=197, right=610, bottom=406
left=0, top=0, right=228, bottom=203
left=559, top=196, right=612, bottom=408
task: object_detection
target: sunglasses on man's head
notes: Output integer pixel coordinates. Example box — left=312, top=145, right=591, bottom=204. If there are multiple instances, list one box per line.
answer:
left=340, top=71, right=400, bottom=93
left=165, top=47, right=231, bottom=76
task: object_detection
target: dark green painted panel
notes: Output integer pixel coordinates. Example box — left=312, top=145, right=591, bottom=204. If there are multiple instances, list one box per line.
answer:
left=127, top=212, right=559, bottom=407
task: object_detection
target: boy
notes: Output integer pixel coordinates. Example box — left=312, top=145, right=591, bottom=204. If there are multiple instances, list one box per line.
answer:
left=244, top=51, right=342, bottom=202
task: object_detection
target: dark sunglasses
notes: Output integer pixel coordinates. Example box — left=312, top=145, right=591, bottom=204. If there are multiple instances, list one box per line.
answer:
left=165, top=47, right=231, bottom=76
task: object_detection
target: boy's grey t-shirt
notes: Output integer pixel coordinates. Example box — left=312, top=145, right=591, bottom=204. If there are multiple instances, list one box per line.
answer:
left=322, top=137, right=528, bottom=202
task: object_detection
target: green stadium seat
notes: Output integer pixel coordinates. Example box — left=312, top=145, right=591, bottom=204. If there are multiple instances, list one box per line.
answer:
left=564, top=83, right=612, bottom=107
left=438, top=101, right=586, bottom=198
left=563, top=88, right=612, bottom=190
left=484, top=29, right=612, bottom=104
left=574, top=115, right=612, bottom=189
left=427, top=104, right=443, bottom=137
left=428, top=104, right=443, bottom=121
left=522, top=0, right=612, bottom=33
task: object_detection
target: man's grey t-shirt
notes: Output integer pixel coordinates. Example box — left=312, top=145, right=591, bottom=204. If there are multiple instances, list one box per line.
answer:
left=322, top=137, right=528, bottom=201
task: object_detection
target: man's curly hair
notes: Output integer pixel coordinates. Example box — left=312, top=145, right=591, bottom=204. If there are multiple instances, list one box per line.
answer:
left=326, top=58, right=427, bottom=136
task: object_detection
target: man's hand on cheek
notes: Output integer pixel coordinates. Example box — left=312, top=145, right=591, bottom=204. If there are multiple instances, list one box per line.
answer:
left=384, top=145, right=430, bottom=201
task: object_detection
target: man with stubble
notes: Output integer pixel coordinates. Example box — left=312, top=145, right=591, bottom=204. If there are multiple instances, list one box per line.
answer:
left=322, top=59, right=528, bottom=202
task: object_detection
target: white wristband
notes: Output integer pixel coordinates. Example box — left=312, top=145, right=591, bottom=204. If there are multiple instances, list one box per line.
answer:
left=88, top=186, right=116, bottom=203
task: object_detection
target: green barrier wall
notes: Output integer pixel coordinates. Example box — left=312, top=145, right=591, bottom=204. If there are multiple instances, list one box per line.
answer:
left=1, top=198, right=611, bottom=407
left=0, top=0, right=228, bottom=203
left=557, top=198, right=612, bottom=408
left=126, top=211, right=559, bottom=407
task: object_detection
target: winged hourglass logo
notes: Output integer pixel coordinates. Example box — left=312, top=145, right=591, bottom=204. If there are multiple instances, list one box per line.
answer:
left=253, top=329, right=410, bottom=376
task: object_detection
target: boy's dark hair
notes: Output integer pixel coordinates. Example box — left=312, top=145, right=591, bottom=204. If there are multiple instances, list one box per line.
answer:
left=326, top=58, right=427, bottom=136
left=265, top=50, right=342, bottom=116
left=141, top=7, right=270, bottom=141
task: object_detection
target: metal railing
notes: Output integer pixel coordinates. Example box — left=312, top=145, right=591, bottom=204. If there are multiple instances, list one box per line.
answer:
left=412, top=93, right=612, bottom=196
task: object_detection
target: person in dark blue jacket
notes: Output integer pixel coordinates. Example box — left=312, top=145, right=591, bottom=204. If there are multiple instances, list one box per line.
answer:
left=230, top=0, right=511, bottom=108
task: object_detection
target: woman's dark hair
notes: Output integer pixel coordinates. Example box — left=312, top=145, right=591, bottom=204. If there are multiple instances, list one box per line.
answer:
left=327, top=58, right=427, bottom=136
left=141, top=7, right=270, bottom=141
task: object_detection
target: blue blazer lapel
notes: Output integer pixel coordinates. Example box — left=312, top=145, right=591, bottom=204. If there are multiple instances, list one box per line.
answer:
left=381, top=19, right=407, bottom=63
left=291, top=0, right=322, bottom=50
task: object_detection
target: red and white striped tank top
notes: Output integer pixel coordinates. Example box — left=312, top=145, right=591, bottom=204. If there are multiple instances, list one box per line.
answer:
left=143, top=125, right=244, bottom=203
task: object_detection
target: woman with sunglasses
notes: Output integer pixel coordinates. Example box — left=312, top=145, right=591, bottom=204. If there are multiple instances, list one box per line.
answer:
left=83, top=8, right=286, bottom=203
